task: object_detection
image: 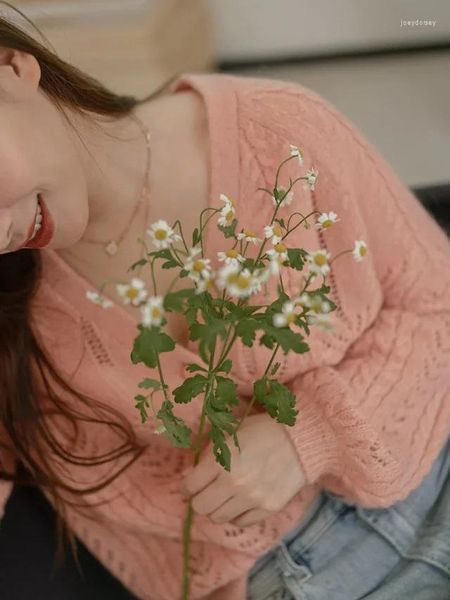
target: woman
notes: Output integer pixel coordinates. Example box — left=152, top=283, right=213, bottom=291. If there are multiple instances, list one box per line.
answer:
left=0, top=5, right=449, bottom=600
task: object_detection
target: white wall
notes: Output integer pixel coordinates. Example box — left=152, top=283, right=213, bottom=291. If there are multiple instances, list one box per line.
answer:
left=209, top=0, right=450, bottom=61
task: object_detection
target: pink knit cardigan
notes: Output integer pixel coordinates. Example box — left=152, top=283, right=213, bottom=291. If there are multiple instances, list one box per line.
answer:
left=1, top=72, right=449, bottom=600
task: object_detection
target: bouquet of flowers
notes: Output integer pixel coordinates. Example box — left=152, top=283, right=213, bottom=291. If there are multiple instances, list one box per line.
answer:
left=87, top=143, right=368, bottom=599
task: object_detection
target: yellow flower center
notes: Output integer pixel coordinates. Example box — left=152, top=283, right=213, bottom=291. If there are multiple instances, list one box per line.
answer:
left=225, top=210, right=234, bottom=222
left=322, top=219, right=333, bottom=228
left=274, top=242, right=287, bottom=253
left=127, top=288, right=139, bottom=299
left=236, top=274, right=251, bottom=289
left=226, top=249, right=239, bottom=258
left=193, top=260, right=206, bottom=272
left=310, top=297, right=322, bottom=312
left=244, top=229, right=256, bottom=238
left=227, top=272, right=251, bottom=289
left=151, top=306, right=162, bottom=318
left=359, top=245, right=367, bottom=256
left=287, top=312, right=296, bottom=324
left=272, top=225, right=283, bottom=237
left=155, top=229, right=168, bottom=240
left=314, top=254, right=327, bottom=266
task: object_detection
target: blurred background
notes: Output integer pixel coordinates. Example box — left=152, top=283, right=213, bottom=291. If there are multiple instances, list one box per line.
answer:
left=5, top=0, right=450, bottom=232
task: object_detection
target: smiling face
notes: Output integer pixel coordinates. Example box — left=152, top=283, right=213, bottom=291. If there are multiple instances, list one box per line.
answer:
left=0, top=49, right=90, bottom=254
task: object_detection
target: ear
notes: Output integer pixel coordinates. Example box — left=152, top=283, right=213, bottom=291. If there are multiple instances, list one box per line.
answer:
left=0, top=47, right=41, bottom=91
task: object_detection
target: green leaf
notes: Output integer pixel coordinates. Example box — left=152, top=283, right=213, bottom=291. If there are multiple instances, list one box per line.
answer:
left=213, top=376, right=238, bottom=408
left=218, top=218, right=238, bottom=239
left=192, top=227, right=200, bottom=247
left=163, top=288, right=196, bottom=313
left=235, top=318, right=260, bottom=347
left=134, top=394, right=150, bottom=424
left=215, top=358, right=232, bottom=374
left=147, top=248, right=179, bottom=269
left=128, top=258, right=148, bottom=272
left=184, top=363, right=208, bottom=373
left=138, top=378, right=164, bottom=390
left=131, top=326, right=175, bottom=368
left=172, top=374, right=208, bottom=404
left=208, top=424, right=232, bottom=471
left=226, top=303, right=261, bottom=319
left=205, top=405, right=237, bottom=435
left=253, top=378, right=299, bottom=426
left=156, top=400, right=192, bottom=447
left=269, top=361, right=281, bottom=377
left=189, top=317, right=227, bottom=357
left=259, top=322, right=310, bottom=355
left=287, top=248, right=309, bottom=271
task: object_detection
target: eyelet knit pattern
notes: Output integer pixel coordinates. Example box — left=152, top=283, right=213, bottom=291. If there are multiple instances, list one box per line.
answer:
left=1, top=72, right=449, bottom=600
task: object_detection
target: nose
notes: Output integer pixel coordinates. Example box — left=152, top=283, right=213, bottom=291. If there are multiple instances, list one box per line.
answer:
left=0, top=214, right=13, bottom=251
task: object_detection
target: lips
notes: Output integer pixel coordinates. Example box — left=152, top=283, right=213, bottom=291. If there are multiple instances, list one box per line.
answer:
left=23, top=196, right=55, bottom=249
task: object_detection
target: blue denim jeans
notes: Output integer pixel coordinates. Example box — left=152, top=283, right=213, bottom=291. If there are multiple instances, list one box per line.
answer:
left=247, top=438, right=450, bottom=600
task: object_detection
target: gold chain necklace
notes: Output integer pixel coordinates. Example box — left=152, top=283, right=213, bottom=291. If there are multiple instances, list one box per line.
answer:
left=82, top=113, right=152, bottom=257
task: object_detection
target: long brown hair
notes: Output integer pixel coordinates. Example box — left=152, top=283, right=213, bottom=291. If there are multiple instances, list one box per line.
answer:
left=0, top=1, right=178, bottom=572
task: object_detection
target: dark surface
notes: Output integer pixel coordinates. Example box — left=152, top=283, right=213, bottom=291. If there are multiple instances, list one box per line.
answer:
left=413, top=183, right=450, bottom=235
left=0, top=465, right=137, bottom=600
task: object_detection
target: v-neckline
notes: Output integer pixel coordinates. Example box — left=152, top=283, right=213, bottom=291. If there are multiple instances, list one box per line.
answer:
left=39, top=72, right=241, bottom=366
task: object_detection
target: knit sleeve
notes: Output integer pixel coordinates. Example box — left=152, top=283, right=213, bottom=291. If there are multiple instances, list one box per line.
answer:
left=257, top=81, right=450, bottom=508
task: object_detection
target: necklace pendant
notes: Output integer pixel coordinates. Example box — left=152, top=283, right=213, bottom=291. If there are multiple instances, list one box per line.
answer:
left=105, top=240, right=119, bottom=256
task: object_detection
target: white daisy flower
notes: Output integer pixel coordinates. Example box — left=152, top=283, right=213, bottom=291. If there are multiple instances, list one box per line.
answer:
left=289, top=144, right=305, bottom=166
left=304, top=168, right=319, bottom=191
left=236, top=229, right=263, bottom=245
left=305, top=249, right=331, bottom=276
left=273, top=301, right=298, bottom=328
left=219, top=193, right=236, bottom=209
left=140, top=296, right=165, bottom=328
left=267, top=254, right=288, bottom=276
left=184, top=252, right=212, bottom=282
left=86, top=290, right=113, bottom=309
left=293, top=292, right=311, bottom=308
left=217, top=248, right=246, bottom=266
left=186, top=245, right=202, bottom=258
left=217, top=202, right=236, bottom=227
left=306, top=312, right=334, bottom=332
left=266, top=241, right=289, bottom=263
left=263, top=223, right=284, bottom=244
left=272, top=186, right=295, bottom=208
left=293, top=292, right=329, bottom=313
left=147, top=219, right=182, bottom=249
left=216, top=264, right=260, bottom=298
left=194, top=275, right=215, bottom=295
left=353, top=240, right=368, bottom=262
left=315, top=211, right=340, bottom=231
left=116, top=277, right=148, bottom=307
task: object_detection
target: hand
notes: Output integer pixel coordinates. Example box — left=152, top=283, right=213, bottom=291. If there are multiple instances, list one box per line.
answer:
left=179, top=412, right=306, bottom=528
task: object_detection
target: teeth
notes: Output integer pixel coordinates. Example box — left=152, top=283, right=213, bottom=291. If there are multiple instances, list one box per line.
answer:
left=29, top=200, right=43, bottom=241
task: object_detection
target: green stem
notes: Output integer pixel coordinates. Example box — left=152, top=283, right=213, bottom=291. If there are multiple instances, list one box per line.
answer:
left=284, top=209, right=321, bottom=239
left=234, top=342, right=281, bottom=433
left=172, top=219, right=189, bottom=253
left=199, top=207, right=221, bottom=256
left=182, top=340, right=216, bottom=600
left=149, top=257, right=158, bottom=295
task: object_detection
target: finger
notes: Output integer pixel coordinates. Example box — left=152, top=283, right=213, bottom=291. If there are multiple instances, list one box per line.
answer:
left=231, top=508, right=273, bottom=528
left=182, top=447, right=220, bottom=497
left=208, top=494, right=256, bottom=524
left=191, top=481, right=234, bottom=516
